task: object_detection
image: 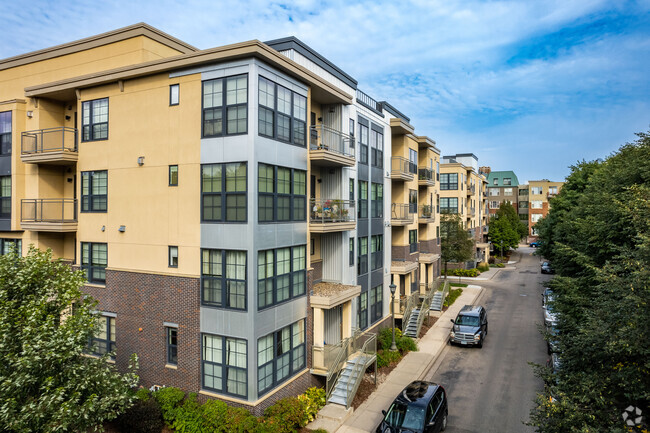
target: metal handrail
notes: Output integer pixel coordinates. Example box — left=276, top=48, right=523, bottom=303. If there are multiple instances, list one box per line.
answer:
left=401, top=292, right=419, bottom=334
left=310, top=198, right=355, bottom=223
left=21, top=127, right=78, bottom=154
left=21, top=198, right=77, bottom=223
left=391, top=156, right=416, bottom=176
left=419, top=204, right=435, bottom=220
left=391, top=203, right=413, bottom=222
left=343, top=333, right=377, bottom=408
left=310, top=124, right=355, bottom=158
left=325, top=336, right=352, bottom=402
left=418, top=168, right=434, bottom=182
left=412, top=283, right=438, bottom=338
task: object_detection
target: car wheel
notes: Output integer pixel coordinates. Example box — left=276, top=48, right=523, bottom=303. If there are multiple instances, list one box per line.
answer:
left=485, top=324, right=488, bottom=335
left=477, top=339, right=483, bottom=348
left=441, top=412, right=448, bottom=431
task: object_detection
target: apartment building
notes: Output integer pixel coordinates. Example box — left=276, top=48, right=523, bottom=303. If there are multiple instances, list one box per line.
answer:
left=485, top=170, right=519, bottom=215
left=0, top=23, right=409, bottom=413
left=528, top=179, right=563, bottom=237
left=440, top=154, right=489, bottom=265
left=386, top=113, right=441, bottom=319
left=517, top=184, right=529, bottom=229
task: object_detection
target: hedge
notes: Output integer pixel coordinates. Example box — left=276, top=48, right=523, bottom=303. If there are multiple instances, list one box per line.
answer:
left=442, top=268, right=480, bottom=277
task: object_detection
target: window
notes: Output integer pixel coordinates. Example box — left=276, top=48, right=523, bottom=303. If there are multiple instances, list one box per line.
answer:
left=358, top=292, right=368, bottom=330
left=519, top=189, right=529, bottom=196
left=358, top=181, right=368, bottom=219
left=169, top=165, right=178, bottom=186
left=489, top=188, right=500, bottom=196
left=0, top=238, right=21, bottom=256
left=257, top=319, right=305, bottom=395
left=258, top=164, right=306, bottom=222
left=89, top=315, right=115, bottom=359
left=0, top=176, right=10, bottom=218
left=408, top=189, right=417, bottom=214
left=202, top=334, right=247, bottom=398
left=348, top=238, right=355, bottom=266
left=201, top=162, right=247, bottom=222
left=531, top=200, right=543, bottom=209
left=503, top=178, right=511, bottom=185
left=490, top=201, right=499, bottom=209
left=81, top=242, right=107, bottom=284
left=170, top=84, right=180, bottom=106
left=408, top=149, right=417, bottom=174
left=258, top=76, right=306, bottom=146
left=531, top=186, right=543, bottom=195
left=82, top=98, right=109, bottom=141
left=201, top=249, right=247, bottom=310
left=349, top=178, right=354, bottom=202
left=493, top=178, right=498, bottom=185
left=169, top=246, right=178, bottom=268
left=531, top=214, right=543, bottom=223
left=0, top=111, right=11, bottom=155
left=371, top=183, right=383, bottom=218
left=409, top=230, right=418, bottom=253
left=203, top=75, right=248, bottom=137
left=371, top=235, right=383, bottom=270
left=504, top=188, right=513, bottom=196
left=349, top=119, right=355, bottom=140
left=358, top=120, right=368, bottom=164
left=549, top=186, right=558, bottom=195
left=257, top=245, right=306, bottom=309
left=81, top=171, right=107, bottom=212
left=440, top=197, right=458, bottom=213
left=440, top=173, right=458, bottom=190
left=370, top=285, right=383, bottom=324
left=167, top=327, right=178, bottom=365
left=358, top=237, right=368, bottom=276
left=519, top=201, right=529, bottom=209
left=370, top=126, right=383, bottom=167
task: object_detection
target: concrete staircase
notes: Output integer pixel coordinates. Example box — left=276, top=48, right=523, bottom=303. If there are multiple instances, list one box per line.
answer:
left=403, top=308, right=421, bottom=338
left=327, top=353, right=374, bottom=406
left=430, top=291, right=444, bottom=311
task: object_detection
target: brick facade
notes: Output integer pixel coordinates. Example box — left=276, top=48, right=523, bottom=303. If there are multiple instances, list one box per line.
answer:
left=391, top=244, right=419, bottom=262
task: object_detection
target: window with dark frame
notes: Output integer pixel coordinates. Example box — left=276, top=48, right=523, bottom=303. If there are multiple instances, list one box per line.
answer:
left=89, top=315, right=115, bottom=359
left=82, top=98, right=108, bottom=141
left=202, top=334, right=247, bottom=398
left=257, top=319, right=305, bottom=395
left=408, top=189, right=417, bottom=214
left=201, top=249, right=247, bottom=310
left=167, top=327, right=178, bottom=365
left=371, top=234, right=383, bottom=270
left=258, top=76, right=307, bottom=147
left=357, top=237, right=368, bottom=276
left=169, top=246, right=178, bottom=268
left=358, top=120, right=368, bottom=164
left=0, top=176, right=10, bottom=218
left=440, top=197, right=458, bottom=213
left=349, top=178, right=354, bottom=202
left=370, top=285, right=383, bottom=324
left=370, top=126, right=384, bottom=168
left=201, top=162, right=247, bottom=222
left=440, top=173, right=458, bottom=190
left=349, top=238, right=354, bottom=266
left=0, top=238, right=21, bottom=256
left=169, top=165, right=178, bottom=186
left=408, top=149, right=418, bottom=174
left=202, top=75, right=248, bottom=137
left=358, top=180, right=368, bottom=219
left=358, top=292, right=368, bottom=330
left=81, top=171, right=107, bottom=212
left=81, top=242, right=107, bottom=284
left=257, top=245, right=306, bottom=310
left=409, top=230, right=418, bottom=253
left=170, top=84, right=180, bottom=106
left=0, top=111, right=11, bottom=155
left=349, top=118, right=355, bottom=147
left=371, top=183, right=383, bottom=218
left=258, top=164, right=306, bottom=222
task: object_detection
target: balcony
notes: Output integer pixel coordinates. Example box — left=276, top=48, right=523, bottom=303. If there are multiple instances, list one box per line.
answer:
left=391, top=157, right=416, bottom=181
left=21, top=127, right=78, bottom=165
left=390, top=203, right=413, bottom=226
left=309, top=125, right=355, bottom=167
left=469, top=207, right=476, bottom=217
left=418, top=204, right=435, bottom=224
left=467, top=184, right=476, bottom=196
left=418, top=168, right=435, bottom=187
left=310, top=198, right=356, bottom=233
left=21, top=199, right=77, bottom=232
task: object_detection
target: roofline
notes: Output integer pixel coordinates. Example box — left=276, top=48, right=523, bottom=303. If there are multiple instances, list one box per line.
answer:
left=0, top=23, right=198, bottom=71
left=380, top=101, right=410, bottom=122
left=264, top=36, right=358, bottom=89
left=443, top=153, right=478, bottom=160
left=24, top=40, right=353, bottom=105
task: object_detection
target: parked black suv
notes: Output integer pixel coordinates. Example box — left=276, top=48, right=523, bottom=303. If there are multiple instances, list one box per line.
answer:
left=449, top=305, right=488, bottom=348
left=376, top=381, right=448, bottom=433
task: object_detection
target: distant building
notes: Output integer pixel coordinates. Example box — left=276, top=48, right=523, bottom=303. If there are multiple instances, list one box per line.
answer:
left=527, top=180, right=564, bottom=237
left=485, top=170, right=520, bottom=215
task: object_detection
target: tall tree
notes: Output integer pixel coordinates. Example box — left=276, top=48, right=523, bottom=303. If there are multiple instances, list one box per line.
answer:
left=0, top=247, right=139, bottom=433
left=488, top=201, right=526, bottom=255
left=440, top=212, right=474, bottom=278
left=528, top=131, right=650, bottom=432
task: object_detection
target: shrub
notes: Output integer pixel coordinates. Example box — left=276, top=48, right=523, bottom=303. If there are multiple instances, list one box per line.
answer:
left=488, top=257, right=495, bottom=264
left=443, top=288, right=463, bottom=308
left=135, top=387, right=152, bottom=401
left=172, top=393, right=204, bottom=433
left=298, top=387, right=326, bottom=424
left=442, top=268, right=479, bottom=277
left=477, top=262, right=490, bottom=272
left=396, top=335, right=418, bottom=353
left=114, top=397, right=164, bottom=433
left=377, top=349, right=401, bottom=368
left=263, top=397, right=307, bottom=433
left=152, top=386, right=186, bottom=426
left=497, top=263, right=505, bottom=268
left=378, top=327, right=403, bottom=351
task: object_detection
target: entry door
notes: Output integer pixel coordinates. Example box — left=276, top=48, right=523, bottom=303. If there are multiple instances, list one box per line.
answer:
left=324, top=305, right=343, bottom=345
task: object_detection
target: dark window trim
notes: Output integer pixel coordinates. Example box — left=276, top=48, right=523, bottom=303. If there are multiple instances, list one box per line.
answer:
left=257, top=76, right=307, bottom=148
left=169, top=165, right=178, bottom=186
left=166, top=327, right=178, bottom=365
left=201, top=162, right=248, bottom=223
left=0, top=238, right=21, bottom=256
left=89, top=314, right=115, bottom=359
left=370, top=285, right=383, bottom=324
left=81, top=170, right=108, bottom=213
left=409, top=230, right=418, bottom=253
left=168, top=246, right=178, bottom=268
left=257, top=245, right=307, bottom=310
left=357, top=237, right=368, bottom=276
left=81, top=241, right=107, bottom=284
left=371, top=234, right=383, bottom=271
left=169, top=84, right=180, bottom=106
left=440, top=173, right=458, bottom=190
left=0, top=175, right=11, bottom=218
left=201, top=74, right=249, bottom=138
left=257, top=319, right=306, bottom=396
left=358, top=180, right=368, bottom=219
left=370, top=123, right=384, bottom=168
left=201, top=249, right=248, bottom=311
left=201, top=333, right=248, bottom=398
left=349, top=237, right=354, bottom=267
left=81, top=97, right=109, bottom=142
left=358, top=291, right=368, bottom=330
left=258, top=163, right=307, bottom=223
left=0, top=111, right=12, bottom=156
left=357, top=118, right=369, bottom=165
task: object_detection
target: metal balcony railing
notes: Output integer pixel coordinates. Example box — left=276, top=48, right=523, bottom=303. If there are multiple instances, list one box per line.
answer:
left=21, top=199, right=77, bottom=223
left=309, top=125, right=355, bottom=158
left=418, top=168, right=434, bottom=182
left=310, top=198, right=355, bottom=223
left=391, top=203, right=413, bottom=223
left=391, top=156, right=416, bottom=177
left=419, top=204, right=435, bottom=220
left=21, top=127, right=77, bottom=155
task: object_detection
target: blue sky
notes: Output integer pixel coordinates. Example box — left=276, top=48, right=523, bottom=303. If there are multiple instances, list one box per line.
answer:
left=2, top=0, right=649, bottom=183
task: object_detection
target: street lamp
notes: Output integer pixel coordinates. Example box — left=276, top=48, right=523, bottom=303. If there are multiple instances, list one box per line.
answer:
left=389, top=283, right=397, bottom=351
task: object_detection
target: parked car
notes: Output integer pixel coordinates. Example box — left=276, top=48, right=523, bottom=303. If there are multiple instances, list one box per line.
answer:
left=542, top=288, right=558, bottom=326
left=546, top=324, right=559, bottom=354
left=529, top=241, right=540, bottom=248
left=376, top=381, right=448, bottom=433
left=541, top=261, right=554, bottom=274
left=449, top=305, right=488, bottom=348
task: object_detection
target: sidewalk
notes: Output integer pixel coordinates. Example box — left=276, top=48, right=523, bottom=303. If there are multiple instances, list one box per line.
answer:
left=308, top=284, right=484, bottom=433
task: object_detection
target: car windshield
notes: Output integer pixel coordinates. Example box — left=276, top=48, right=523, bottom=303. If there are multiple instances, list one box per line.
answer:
left=455, top=314, right=479, bottom=326
left=384, top=402, right=425, bottom=431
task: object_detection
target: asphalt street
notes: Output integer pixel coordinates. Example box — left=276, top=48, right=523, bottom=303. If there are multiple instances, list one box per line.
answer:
left=424, top=247, right=552, bottom=433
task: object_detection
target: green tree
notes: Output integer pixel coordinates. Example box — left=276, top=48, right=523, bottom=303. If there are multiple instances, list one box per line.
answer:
left=440, top=212, right=474, bottom=278
left=0, top=247, right=139, bottom=433
left=488, top=201, right=525, bottom=256
left=528, top=131, right=650, bottom=432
